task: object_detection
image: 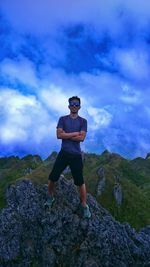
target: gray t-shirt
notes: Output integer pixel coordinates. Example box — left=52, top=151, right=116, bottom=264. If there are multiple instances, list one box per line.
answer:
left=56, top=115, right=87, bottom=154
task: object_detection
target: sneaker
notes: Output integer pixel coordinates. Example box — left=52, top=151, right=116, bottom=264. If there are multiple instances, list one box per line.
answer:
left=80, top=204, right=91, bottom=219
left=44, top=195, right=55, bottom=208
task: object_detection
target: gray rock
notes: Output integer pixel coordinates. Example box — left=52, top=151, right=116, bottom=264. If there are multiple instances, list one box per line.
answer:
left=63, top=166, right=71, bottom=174
left=97, top=167, right=106, bottom=196
left=0, top=176, right=150, bottom=267
left=113, top=175, right=123, bottom=205
left=23, top=167, right=32, bottom=175
left=113, top=183, right=122, bottom=205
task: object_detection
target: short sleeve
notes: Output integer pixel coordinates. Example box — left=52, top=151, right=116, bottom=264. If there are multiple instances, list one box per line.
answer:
left=56, top=117, right=64, bottom=129
left=81, top=119, right=87, bottom=132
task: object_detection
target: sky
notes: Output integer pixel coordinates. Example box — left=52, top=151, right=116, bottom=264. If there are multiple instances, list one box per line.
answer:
left=0, top=0, right=150, bottom=160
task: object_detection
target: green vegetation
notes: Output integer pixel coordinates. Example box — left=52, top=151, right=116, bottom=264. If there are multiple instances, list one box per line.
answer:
left=0, top=155, right=42, bottom=208
left=82, top=151, right=150, bottom=230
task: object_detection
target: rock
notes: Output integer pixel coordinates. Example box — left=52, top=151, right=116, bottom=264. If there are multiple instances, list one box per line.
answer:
left=113, top=175, right=123, bottom=205
left=97, top=167, right=106, bottom=196
left=113, top=183, right=123, bottom=205
left=23, top=167, right=32, bottom=175
left=63, top=166, right=71, bottom=174
left=0, top=176, right=150, bottom=267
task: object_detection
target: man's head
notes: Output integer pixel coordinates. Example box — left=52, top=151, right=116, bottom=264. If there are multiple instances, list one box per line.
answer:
left=68, top=96, right=81, bottom=114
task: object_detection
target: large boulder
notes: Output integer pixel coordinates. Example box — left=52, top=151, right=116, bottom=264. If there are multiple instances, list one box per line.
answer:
left=0, top=176, right=150, bottom=267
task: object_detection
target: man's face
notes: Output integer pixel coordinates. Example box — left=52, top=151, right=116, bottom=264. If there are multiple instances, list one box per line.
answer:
left=68, top=99, right=80, bottom=113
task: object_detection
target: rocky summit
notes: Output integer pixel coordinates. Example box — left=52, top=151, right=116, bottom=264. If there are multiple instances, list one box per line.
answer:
left=0, top=176, right=150, bottom=267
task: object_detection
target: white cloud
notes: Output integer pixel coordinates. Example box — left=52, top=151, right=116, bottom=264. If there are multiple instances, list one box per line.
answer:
left=2, top=0, right=150, bottom=36
left=0, top=0, right=122, bottom=34
left=79, top=71, right=122, bottom=105
left=87, top=106, right=113, bottom=130
left=115, top=49, right=150, bottom=82
left=39, top=86, right=69, bottom=114
left=120, top=84, right=141, bottom=104
left=0, top=58, right=39, bottom=88
left=0, top=88, right=55, bottom=145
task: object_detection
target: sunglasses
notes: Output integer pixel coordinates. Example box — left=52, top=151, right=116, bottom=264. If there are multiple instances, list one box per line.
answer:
left=69, top=102, right=80, bottom=107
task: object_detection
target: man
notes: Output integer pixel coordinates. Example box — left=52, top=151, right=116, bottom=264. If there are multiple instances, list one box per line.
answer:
left=45, top=96, right=91, bottom=218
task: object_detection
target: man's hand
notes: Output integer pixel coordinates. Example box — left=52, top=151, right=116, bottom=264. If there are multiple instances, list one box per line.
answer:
left=57, top=128, right=80, bottom=139
left=70, top=131, right=86, bottom=142
left=57, top=128, right=86, bottom=141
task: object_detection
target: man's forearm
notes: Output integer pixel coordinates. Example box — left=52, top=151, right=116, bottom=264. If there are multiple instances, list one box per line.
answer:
left=57, top=131, right=80, bottom=140
left=70, top=134, right=84, bottom=142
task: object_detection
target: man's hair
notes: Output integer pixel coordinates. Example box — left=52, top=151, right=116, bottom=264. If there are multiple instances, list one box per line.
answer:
left=68, top=96, right=81, bottom=105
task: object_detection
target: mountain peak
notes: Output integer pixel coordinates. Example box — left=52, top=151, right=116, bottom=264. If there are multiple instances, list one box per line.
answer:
left=101, top=149, right=110, bottom=155
left=21, top=154, right=42, bottom=163
left=101, top=149, right=124, bottom=162
left=0, top=176, right=150, bottom=266
left=44, top=151, right=58, bottom=163
left=145, top=152, right=150, bottom=159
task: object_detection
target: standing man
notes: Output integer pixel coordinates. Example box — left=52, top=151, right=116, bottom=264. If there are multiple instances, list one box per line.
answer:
left=45, top=96, right=91, bottom=218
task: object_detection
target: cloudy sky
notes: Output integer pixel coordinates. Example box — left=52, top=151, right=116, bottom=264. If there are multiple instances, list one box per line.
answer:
left=0, top=0, right=150, bottom=159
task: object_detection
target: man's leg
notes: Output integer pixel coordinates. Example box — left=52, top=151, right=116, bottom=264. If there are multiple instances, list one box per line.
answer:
left=67, top=153, right=91, bottom=218
left=69, top=154, right=88, bottom=207
left=79, top=183, right=87, bottom=207
left=48, top=180, right=55, bottom=196
left=77, top=181, right=91, bottom=218
left=48, top=150, right=68, bottom=197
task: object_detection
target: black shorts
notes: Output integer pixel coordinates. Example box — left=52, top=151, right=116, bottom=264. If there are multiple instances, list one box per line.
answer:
left=48, top=149, right=84, bottom=186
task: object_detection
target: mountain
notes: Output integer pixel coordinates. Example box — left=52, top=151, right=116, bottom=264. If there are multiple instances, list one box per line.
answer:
left=0, top=176, right=150, bottom=267
left=0, top=154, right=42, bottom=207
left=82, top=150, right=150, bottom=230
left=129, top=154, right=150, bottom=200
left=0, top=150, right=150, bottom=230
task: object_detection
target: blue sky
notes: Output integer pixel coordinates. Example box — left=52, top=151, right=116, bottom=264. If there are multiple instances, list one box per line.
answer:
left=0, top=0, right=150, bottom=159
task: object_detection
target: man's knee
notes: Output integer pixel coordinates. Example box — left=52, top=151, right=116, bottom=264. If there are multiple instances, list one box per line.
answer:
left=48, top=174, right=59, bottom=182
left=48, top=166, right=63, bottom=182
left=74, top=179, right=84, bottom=186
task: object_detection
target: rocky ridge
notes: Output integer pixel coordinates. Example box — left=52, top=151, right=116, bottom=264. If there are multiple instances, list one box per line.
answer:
left=0, top=175, right=150, bottom=267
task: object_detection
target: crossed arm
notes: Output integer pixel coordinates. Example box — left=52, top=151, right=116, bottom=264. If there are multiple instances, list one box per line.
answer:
left=57, top=128, right=86, bottom=142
